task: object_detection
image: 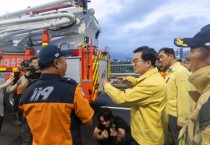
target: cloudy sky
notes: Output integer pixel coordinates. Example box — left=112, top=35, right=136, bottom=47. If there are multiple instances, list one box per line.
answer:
left=0, top=0, right=210, bottom=58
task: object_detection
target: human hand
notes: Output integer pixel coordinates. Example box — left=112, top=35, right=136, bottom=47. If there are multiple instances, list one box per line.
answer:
left=116, top=76, right=127, bottom=84
left=5, top=77, right=14, bottom=86
left=177, top=121, right=185, bottom=129
left=102, top=80, right=109, bottom=86
left=25, top=71, right=30, bottom=76
left=110, top=128, right=117, bottom=137
left=16, top=79, right=22, bottom=85
left=101, top=130, right=108, bottom=139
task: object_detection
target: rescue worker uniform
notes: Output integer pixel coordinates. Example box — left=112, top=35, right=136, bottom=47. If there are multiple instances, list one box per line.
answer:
left=165, top=62, right=191, bottom=123
left=104, top=68, right=167, bottom=145
left=19, top=74, right=94, bottom=145
left=179, top=66, right=210, bottom=145
left=21, top=74, right=40, bottom=145
left=165, top=62, right=191, bottom=145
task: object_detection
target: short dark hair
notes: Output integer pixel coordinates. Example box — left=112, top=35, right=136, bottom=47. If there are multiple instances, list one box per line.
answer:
left=38, top=60, right=53, bottom=70
left=28, top=56, right=38, bottom=64
left=133, top=46, right=157, bottom=67
left=159, top=47, right=176, bottom=59
left=97, top=108, right=113, bottom=122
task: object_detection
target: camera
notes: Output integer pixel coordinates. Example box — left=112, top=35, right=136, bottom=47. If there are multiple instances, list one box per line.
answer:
left=26, top=66, right=41, bottom=80
left=26, top=66, right=37, bottom=73
left=111, top=124, right=116, bottom=129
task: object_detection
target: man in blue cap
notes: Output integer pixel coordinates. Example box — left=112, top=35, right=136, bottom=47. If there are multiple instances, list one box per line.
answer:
left=19, top=45, right=94, bottom=145
left=174, top=24, right=210, bottom=145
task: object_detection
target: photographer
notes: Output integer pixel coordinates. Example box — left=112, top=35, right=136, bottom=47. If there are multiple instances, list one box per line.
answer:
left=7, top=60, right=28, bottom=125
left=18, top=56, right=39, bottom=145
left=18, top=57, right=40, bottom=92
left=93, top=108, right=133, bottom=145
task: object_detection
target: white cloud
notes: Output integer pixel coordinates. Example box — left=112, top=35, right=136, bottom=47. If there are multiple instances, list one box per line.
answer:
left=122, top=1, right=210, bottom=32
left=89, top=0, right=124, bottom=23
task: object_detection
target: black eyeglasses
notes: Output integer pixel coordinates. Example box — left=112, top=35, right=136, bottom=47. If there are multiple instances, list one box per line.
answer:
left=132, top=59, right=144, bottom=65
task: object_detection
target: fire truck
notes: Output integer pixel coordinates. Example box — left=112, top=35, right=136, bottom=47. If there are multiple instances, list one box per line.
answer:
left=0, top=0, right=111, bottom=109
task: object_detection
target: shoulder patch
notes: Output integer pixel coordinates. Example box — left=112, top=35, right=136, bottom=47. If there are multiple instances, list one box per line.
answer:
left=60, top=77, right=77, bottom=85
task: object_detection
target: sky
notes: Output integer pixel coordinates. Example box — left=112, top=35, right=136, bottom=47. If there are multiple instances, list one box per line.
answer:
left=0, top=0, right=210, bottom=59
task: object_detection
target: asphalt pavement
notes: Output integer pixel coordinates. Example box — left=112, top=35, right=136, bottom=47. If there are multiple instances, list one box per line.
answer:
left=0, top=110, right=22, bottom=145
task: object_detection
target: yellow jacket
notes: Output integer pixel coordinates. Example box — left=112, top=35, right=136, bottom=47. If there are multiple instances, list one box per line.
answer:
left=179, top=66, right=210, bottom=145
left=104, top=68, right=167, bottom=145
left=165, top=62, right=191, bottom=123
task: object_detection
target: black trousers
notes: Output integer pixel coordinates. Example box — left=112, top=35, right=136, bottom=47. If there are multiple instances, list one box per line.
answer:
left=13, top=94, right=21, bottom=112
left=22, top=116, right=33, bottom=145
left=131, top=139, right=140, bottom=145
left=0, top=116, right=3, bottom=132
left=70, top=111, right=84, bottom=145
left=166, top=115, right=180, bottom=145
left=12, top=93, right=22, bottom=121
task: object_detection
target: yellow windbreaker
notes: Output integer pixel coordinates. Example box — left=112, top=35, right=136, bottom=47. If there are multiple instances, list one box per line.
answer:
left=104, top=68, right=167, bottom=145
left=165, top=62, right=191, bottom=123
left=179, top=66, right=210, bottom=145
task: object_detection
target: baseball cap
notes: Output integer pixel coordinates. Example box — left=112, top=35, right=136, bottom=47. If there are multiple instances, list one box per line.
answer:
left=174, top=24, right=210, bottom=49
left=38, top=45, right=72, bottom=67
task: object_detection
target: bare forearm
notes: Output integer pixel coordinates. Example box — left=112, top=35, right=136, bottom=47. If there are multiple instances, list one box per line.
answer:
left=0, top=84, right=7, bottom=89
left=7, top=84, right=18, bottom=93
left=18, top=80, right=29, bottom=92
left=93, top=134, right=105, bottom=140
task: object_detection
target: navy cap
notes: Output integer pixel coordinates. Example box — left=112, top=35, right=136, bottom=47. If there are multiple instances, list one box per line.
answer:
left=174, top=24, right=210, bottom=49
left=38, top=45, right=72, bottom=67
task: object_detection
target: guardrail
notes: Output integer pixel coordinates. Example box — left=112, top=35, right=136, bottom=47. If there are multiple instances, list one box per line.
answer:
left=111, top=73, right=138, bottom=79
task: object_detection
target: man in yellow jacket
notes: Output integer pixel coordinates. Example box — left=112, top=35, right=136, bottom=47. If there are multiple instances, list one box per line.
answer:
left=158, top=48, right=191, bottom=145
left=174, top=24, right=210, bottom=145
left=103, top=46, right=167, bottom=145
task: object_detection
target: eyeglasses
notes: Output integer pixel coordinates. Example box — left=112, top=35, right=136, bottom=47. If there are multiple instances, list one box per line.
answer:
left=132, top=59, right=144, bottom=65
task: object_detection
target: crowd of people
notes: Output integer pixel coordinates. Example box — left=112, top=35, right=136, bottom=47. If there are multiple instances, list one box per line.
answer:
left=0, top=24, right=209, bottom=145
left=103, top=24, right=210, bottom=145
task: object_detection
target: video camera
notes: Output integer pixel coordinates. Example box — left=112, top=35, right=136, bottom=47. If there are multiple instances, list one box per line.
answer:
left=111, top=124, right=116, bottom=129
left=26, top=66, right=37, bottom=73
left=26, top=66, right=41, bottom=80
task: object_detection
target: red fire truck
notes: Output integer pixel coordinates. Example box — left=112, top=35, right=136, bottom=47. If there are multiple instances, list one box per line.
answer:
left=0, top=0, right=110, bottom=109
